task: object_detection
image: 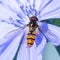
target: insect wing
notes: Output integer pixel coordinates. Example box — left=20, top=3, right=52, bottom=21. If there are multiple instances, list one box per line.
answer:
left=35, top=29, right=46, bottom=55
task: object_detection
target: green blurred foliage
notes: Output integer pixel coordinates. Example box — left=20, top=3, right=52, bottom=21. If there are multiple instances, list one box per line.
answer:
left=55, top=19, right=60, bottom=26
left=54, top=19, right=60, bottom=55
left=42, top=42, right=60, bottom=60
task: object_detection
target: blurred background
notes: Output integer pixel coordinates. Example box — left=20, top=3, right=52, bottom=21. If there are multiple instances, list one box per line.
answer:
left=42, top=19, right=60, bottom=60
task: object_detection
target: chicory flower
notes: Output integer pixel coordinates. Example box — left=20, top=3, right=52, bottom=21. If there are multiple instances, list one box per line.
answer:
left=0, top=0, right=60, bottom=60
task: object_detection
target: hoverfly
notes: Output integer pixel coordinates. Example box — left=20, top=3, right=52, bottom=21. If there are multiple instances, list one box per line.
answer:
left=26, top=16, right=48, bottom=47
left=26, top=16, right=39, bottom=47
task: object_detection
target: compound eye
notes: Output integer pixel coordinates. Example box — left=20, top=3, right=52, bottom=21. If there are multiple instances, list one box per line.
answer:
left=29, top=16, right=38, bottom=21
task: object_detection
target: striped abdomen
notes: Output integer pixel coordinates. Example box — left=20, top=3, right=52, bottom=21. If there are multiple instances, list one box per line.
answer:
left=27, top=30, right=36, bottom=47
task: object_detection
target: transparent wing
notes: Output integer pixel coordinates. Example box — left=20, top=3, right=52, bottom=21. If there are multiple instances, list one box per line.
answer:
left=35, top=29, right=46, bottom=55
left=39, top=0, right=60, bottom=20
left=0, top=27, right=27, bottom=60
left=39, top=22, right=60, bottom=46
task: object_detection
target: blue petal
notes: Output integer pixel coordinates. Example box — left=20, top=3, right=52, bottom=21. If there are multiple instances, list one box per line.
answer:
left=0, top=27, right=26, bottom=59
left=35, top=30, right=43, bottom=47
left=38, top=22, right=49, bottom=32
left=39, top=0, right=60, bottom=20
left=17, top=40, right=38, bottom=60
left=1, top=0, right=60, bottom=23
left=0, top=22, right=17, bottom=38
left=17, top=27, right=33, bottom=60
left=0, top=0, right=29, bottom=26
left=36, top=30, right=47, bottom=55
left=39, top=22, right=60, bottom=46
left=45, top=23, right=60, bottom=46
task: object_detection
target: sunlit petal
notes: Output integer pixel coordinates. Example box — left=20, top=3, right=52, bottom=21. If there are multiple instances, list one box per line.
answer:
left=39, top=0, right=60, bottom=20
left=0, top=27, right=27, bottom=60
left=0, top=0, right=29, bottom=26
left=38, top=22, right=60, bottom=46
left=0, top=22, right=17, bottom=38
left=17, top=42, right=38, bottom=60
left=1, top=0, right=60, bottom=23
left=38, top=53, right=42, bottom=60
left=40, top=22, right=60, bottom=46
left=46, top=24, right=60, bottom=46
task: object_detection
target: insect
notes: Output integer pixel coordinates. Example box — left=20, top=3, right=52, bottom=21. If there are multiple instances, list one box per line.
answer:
left=27, top=16, right=38, bottom=47
left=26, top=16, right=47, bottom=47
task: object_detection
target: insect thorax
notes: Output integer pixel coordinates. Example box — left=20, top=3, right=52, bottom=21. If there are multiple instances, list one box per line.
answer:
left=29, top=20, right=38, bottom=32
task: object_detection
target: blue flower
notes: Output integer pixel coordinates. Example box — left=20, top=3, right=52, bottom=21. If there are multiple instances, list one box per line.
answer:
left=0, top=0, right=60, bottom=60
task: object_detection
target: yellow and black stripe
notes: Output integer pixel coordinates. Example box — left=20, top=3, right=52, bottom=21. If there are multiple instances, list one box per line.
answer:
left=27, top=30, right=36, bottom=47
